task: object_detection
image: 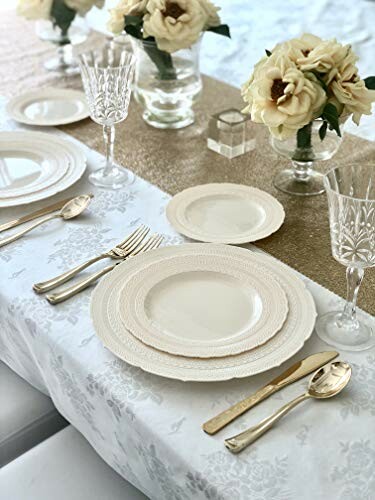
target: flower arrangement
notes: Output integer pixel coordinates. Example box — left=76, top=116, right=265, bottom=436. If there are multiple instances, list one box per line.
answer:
left=17, top=0, right=104, bottom=37
left=107, top=0, right=230, bottom=79
left=242, top=34, right=375, bottom=146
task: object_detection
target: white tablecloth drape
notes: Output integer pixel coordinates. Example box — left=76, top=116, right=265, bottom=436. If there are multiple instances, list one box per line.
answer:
left=0, top=95, right=374, bottom=500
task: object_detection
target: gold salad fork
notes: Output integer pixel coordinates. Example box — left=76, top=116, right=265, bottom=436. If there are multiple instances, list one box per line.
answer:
left=33, top=225, right=150, bottom=294
left=46, top=234, right=164, bottom=305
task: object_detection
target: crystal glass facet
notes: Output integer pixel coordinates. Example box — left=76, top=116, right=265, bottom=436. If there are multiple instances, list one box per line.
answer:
left=270, top=119, right=342, bottom=196
left=131, top=38, right=202, bottom=129
left=316, top=164, right=375, bottom=351
left=36, top=19, right=89, bottom=76
left=79, top=46, right=136, bottom=189
left=207, top=109, right=256, bottom=159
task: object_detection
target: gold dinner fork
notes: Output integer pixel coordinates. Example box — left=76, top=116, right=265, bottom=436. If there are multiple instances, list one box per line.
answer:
left=46, top=234, right=164, bottom=305
left=33, top=225, right=150, bottom=294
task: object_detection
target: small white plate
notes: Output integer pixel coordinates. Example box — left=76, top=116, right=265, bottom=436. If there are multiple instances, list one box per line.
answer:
left=117, top=253, right=288, bottom=357
left=0, top=131, right=86, bottom=207
left=166, top=183, right=285, bottom=244
left=91, top=244, right=317, bottom=382
left=6, top=88, right=90, bottom=126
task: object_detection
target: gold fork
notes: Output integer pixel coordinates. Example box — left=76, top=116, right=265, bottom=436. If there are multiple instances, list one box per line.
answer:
left=46, top=234, right=164, bottom=305
left=33, top=225, right=150, bottom=294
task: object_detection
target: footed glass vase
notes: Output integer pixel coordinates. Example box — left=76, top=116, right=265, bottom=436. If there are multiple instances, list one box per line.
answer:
left=131, top=38, right=202, bottom=129
left=271, top=120, right=342, bottom=196
left=36, top=18, right=89, bottom=75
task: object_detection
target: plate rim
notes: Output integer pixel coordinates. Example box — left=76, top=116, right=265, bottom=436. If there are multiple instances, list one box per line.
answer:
left=6, top=88, right=90, bottom=126
left=91, top=244, right=317, bottom=382
left=166, top=183, right=285, bottom=244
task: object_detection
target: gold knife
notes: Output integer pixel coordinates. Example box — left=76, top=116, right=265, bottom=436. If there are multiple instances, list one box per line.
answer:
left=0, top=197, right=74, bottom=233
left=202, top=351, right=338, bottom=435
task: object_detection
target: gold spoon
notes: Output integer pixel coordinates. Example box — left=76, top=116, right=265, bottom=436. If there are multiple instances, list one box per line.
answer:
left=0, top=194, right=93, bottom=248
left=225, top=361, right=352, bottom=453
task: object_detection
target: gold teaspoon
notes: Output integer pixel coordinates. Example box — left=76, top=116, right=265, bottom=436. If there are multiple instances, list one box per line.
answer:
left=225, top=361, right=352, bottom=453
left=0, top=194, right=93, bottom=248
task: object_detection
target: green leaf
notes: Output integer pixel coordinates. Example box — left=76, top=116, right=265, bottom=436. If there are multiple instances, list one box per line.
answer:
left=124, top=24, right=143, bottom=40
left=124, top=15, right=143, bottom=27
left=51, top=0, right=76, bottom=38
left=364, top=76, right=375, bottom=89
left=319, top=120, right=328, bottom=141
left=207, top=24, right=231, bottom=38
left=265, top=49, right=272, bottom=57
left=296, top=122, right=312, bottom=149
left=322, top=103, right=341, bottom=137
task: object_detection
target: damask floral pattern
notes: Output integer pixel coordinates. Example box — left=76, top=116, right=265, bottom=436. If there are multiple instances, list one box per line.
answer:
left=331, top=440, right=375, bottom=499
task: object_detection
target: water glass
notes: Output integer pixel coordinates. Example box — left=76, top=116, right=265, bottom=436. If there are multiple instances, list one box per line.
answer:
left=79, top=46, right=136, bottom=189
left=316, top=164, right=375, bottom=350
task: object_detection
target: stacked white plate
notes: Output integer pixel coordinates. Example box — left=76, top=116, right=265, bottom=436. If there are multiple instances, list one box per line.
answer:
left=0, top=131, right=86, bottom=207
left=91, top=244, right=317, bottom=382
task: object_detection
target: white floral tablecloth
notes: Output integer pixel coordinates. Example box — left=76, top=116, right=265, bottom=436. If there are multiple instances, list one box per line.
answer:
left=1, top=1, right=375, bottom=498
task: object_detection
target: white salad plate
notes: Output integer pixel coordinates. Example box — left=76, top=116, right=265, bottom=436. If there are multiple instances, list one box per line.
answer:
left=166, top=183, right=285, bottom=244
left=0, top=131, right=86, bottom=208
left=117, top=252, right=288, bottom=357
left=6, top=88, right=89, bottom=126
left=91, top=244, right=317, bottom=382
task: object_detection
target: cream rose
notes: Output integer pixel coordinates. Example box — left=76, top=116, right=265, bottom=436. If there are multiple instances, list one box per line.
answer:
left=272, top=33, right=323, bottom=64
left=199, top=0, right=220, bottom=28
left=297, top=38, right=350, bottom=78
left=107, top=0, right=148, bottom=35
left=330, top=57, right=375, bottom=125
left=17, top=0, right=52, bottom=20
left=243, top=54, right=327, bottom=139
left=65, top=0, right=104, bottom=16
left=143, top=0, right=206, bottom=53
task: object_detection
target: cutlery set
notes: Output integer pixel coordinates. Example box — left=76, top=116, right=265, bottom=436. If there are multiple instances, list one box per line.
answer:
left=204, top=353, right=351, bottom=453
left=0, top=199, right=163, bottom=304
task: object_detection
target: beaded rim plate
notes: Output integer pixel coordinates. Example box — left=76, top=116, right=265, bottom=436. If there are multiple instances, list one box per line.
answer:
left=6, top=88, right=89, bottom=126
left=116, top=252, right=288, bottom=357
left=0, top=131, right=86, bottom=207
left=166, top=183, right=285, bottom=244
left=91, top=244, right=317, bottom=382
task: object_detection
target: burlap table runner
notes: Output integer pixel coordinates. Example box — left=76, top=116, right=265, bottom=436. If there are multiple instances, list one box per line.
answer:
left=2, top=10, right=374, bottom=315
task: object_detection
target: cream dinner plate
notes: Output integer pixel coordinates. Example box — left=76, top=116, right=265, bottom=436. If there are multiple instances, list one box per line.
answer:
left=0, top=132, right=86, bottom=207
left=91, top=244, right=317, bottom=382
left=117, top=253, right=288, bottom=357
left=166, top=183, right=285, bottom=244
left=6, top=88, right=90, bottom=127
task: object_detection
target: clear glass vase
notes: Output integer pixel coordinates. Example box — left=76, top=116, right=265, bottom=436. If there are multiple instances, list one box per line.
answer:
left=131, top=38, right=202, bottom=129
left=270, top=119, right=342, bottom=196
left=36, top=18, right=89, bottom=76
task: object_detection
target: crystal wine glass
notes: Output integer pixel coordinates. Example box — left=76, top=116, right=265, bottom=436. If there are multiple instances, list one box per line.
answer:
left=316, top=164, right=375, bottom=351
left=78, top=46, right=136, bottom=189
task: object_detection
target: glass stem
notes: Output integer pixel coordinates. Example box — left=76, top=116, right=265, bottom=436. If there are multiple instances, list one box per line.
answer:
left=57, top=43, right=72, bottom=68
left=340, top=266, right=364, bottom=328
left=292, top=160, right=313, bottom=182
left=103, top=125, right=116, bottom=176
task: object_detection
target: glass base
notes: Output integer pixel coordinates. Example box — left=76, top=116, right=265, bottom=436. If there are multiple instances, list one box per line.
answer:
left=89, top=166, right=135, bottom=190
left=315, top=311, right=375, bottom=351
left=44, top=56, right=80, bottom=76
left=273, top=169, right=325, bottom=196
left=143, top=109, right=194, bottom=130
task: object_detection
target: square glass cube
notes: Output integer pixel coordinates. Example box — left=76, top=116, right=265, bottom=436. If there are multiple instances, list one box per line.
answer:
left=207, top=108, right=255, bottom=159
